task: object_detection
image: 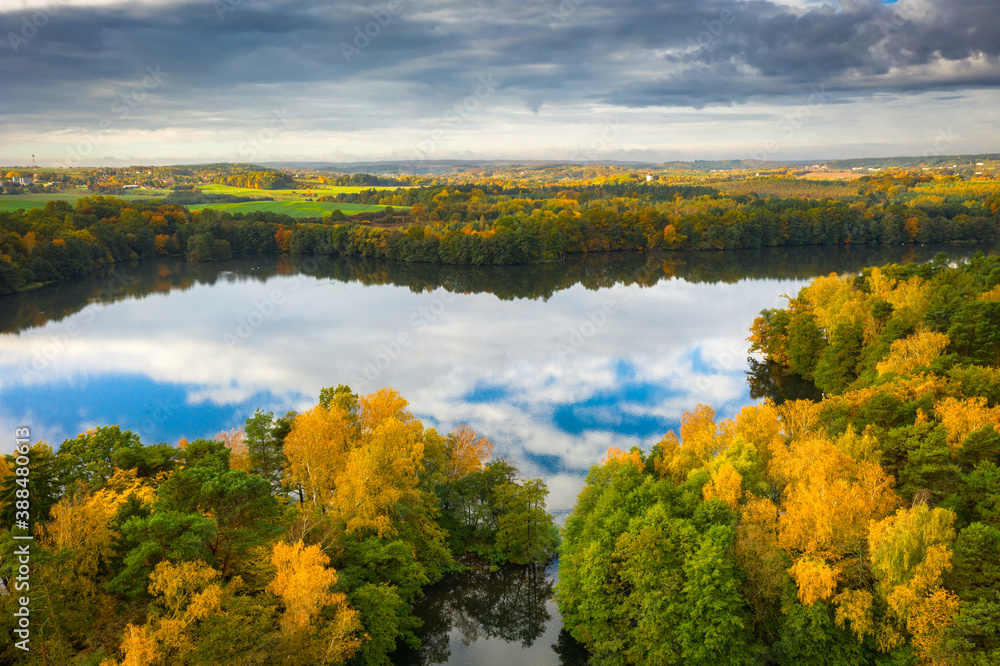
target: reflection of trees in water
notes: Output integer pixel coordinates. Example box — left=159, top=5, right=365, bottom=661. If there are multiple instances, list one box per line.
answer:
left=552, top=628, right=591, bottom=665
left=394, top=564, right=554, bottom=665
left=3, top=242, right=996, bottom=336
left=746, top=358, right=823, bottom=404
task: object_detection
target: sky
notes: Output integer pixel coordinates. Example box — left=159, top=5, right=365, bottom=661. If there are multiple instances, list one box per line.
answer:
left=1, top=0, right=999, bottom=166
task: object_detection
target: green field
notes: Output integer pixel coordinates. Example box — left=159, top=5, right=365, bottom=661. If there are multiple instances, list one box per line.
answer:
left=0, top=189, right=401, bottom=217
left=188, top=200, right=399, bottom=217
left=198, top=183, right=406, bottom=199
left=0, top=190, right=174, bottom=212
left=0, top=199, right=52, bottom=212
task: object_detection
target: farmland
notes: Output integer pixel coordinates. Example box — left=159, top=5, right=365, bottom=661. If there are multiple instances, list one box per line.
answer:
left=0, top=189, right=172, bottom=212
left=196, top=182, right=407, bottom=199
left=0, top=180, right=407, bottom=216
left=187, top=200, right=396, bottom=217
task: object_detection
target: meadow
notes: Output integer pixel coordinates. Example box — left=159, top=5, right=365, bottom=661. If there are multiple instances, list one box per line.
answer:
left=197, top=182, right=406, bottom=199
left=0, top=182, right=406, bottom=215
left=186, top=200, right=396, bottom=217
left=0, top=190, right=172, bottom=212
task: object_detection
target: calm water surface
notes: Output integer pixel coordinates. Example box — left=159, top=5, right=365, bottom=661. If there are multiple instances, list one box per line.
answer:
left=1, top=244, right=993, bottom=664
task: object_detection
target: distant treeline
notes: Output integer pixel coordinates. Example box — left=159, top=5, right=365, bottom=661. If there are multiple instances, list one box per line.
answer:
left=1, top=182, right=998, bottom=294
left=212, top=169, right=295, bottom=189
left=162, top=191, right=273, bottom=205
left=323, top=173, right=409, bottom=187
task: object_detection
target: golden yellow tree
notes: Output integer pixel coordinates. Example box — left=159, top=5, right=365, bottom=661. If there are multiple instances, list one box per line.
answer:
left=283, top=404, right=354, bottom=507
left=935, top=396, right=1000, bottom=451
left=358, top=387, right=418, bottom=436
left=876, top=330, right=950, bottom=376
left=333, top=417, right=424, bottom=537
left=776, top=399, right=824, bottom=442
left=41, top=470, right=156, bottom=603
left=803, top=273, right=865, bottom=334
left=116, top=624, right=160, bottom=666
left=979, top=283, right=1000, bottom=302
left=733, top=400, right=785, bottom=475
left=776, top=435, right=899, bottom=603
left=654, top=404, right=733, bottom=483
left=110, top=560, right=233, bottom=665
left=147, top=560, right=228, bottom=658
left=603, top=446, right=644, bottom=469
left=702, top=463, right=743, bottom=509
left=267, top=540, right=362, bottom=664
left=885, top=276, right=930, bottom=327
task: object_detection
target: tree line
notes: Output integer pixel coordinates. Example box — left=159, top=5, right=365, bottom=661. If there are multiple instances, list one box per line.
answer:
left=1, top=183, right=998, bottom=296
left=212, top=169, right=294, bottom=190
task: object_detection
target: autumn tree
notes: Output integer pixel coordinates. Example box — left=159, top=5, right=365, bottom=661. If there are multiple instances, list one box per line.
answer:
left=267, top=540, right=363, bottom=664
left=868, top=504, right=960, bottom=661
left=282, top=403, right=354, bottom=509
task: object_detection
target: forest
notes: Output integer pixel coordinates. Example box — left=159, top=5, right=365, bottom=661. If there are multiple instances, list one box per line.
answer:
left=0, top=386, right=558, bottom=665
left=1, top=168, right=998, bottom=296
left=558, top=252, right=1000, bottom=665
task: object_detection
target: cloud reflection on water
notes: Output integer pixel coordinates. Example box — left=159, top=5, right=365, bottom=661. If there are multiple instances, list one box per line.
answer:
left=0, top=264, right=803, bottom=518
left=2, top=244, right=993, bottom=517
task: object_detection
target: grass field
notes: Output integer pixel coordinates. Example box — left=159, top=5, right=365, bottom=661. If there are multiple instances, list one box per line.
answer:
left=0, top=190, right=173, bottom=212
left=0, top=199, right=52, bottom=212
left=188, top=200, right=400, bottom=217
left=198, top=183, right=406, bottom=199
left=0, top=187, right=402, bottom=217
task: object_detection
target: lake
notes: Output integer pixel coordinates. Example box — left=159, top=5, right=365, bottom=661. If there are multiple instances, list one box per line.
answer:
left=0, top=243, right=993, bottom=664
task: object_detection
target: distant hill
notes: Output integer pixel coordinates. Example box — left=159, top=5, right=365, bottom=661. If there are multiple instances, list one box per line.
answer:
left=258, top=153, right=1000, bottom=175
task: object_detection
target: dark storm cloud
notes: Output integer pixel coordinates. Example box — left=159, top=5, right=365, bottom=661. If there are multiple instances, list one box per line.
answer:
left=1, top=0, right=998, bottom=131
